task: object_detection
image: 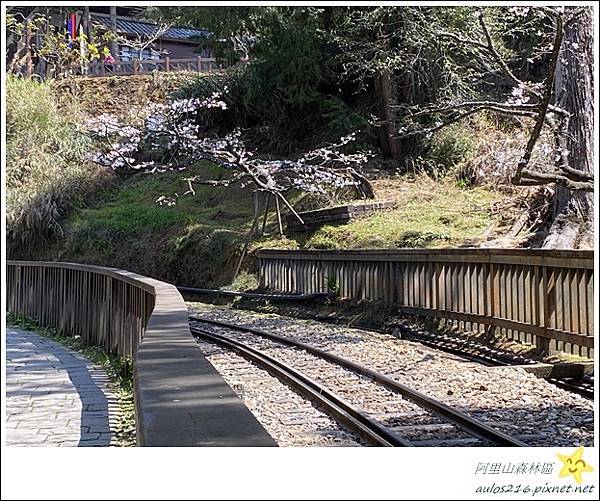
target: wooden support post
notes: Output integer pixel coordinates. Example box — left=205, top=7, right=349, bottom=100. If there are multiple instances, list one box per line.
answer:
left=133, top=59, right=139, bottom=74
left=84, top=7, right=92, bottom=44
left=277, top=193, right=304, bottom=225
left=165, top=56, right=170, bottom=72
left=23, top=20, right=33, bottom=77
left=275, top=196, right=283, bottom=235
left=537, top=266, right=551, bottom=354
left=261, top=193, right=271, bottom=235
left=197, top=55, right=202, bottom=71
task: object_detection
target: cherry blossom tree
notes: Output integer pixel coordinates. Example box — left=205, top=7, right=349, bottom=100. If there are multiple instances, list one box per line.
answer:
left=85, top=91, right=374, bottom=235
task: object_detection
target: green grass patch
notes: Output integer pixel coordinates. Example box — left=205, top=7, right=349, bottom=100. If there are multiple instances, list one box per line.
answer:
left=70, top=162, right=255, bottom=238
left=42, top=161, right=260, bottom=287
left=303, top=177, right=498, bottom=249
left=7, top=312, right=136, bottom=447
left=73, top=204, right=185, bottom=235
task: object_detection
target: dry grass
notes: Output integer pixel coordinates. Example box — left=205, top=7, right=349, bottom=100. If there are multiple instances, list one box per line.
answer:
left=6, top=75, right=111, bottom=253
left=52, top=72, right=202, bottom=118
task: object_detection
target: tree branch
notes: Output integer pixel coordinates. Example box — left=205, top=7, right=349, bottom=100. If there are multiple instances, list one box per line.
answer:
left=477, top=12, right=542, bottom=100
left=394, top=103, right=538, bottom=139
left=512, top=11, right=563, bottom=184
left=518, top=169, right=593, bottom=192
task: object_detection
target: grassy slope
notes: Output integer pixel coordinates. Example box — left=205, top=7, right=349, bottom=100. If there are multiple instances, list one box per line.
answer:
left=10, top=73, right=505, bottom=288
left=43, top=162, right=254, bottom=287
left=40, top=166, right=501, bottom=288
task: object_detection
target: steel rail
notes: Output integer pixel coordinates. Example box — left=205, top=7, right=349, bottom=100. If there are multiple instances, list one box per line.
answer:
left=190, top=326, right=412, bottom=447
left=179, top=286, right=327, bottom=301
left=189, top=315, right=527, bottom=447
left=546, top=376, right=594, bottom=400
left=400, top=329, right=595, bottom=400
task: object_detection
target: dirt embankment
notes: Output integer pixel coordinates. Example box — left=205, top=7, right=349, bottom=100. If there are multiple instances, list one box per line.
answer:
left=52, top=72, right=200, bottom=117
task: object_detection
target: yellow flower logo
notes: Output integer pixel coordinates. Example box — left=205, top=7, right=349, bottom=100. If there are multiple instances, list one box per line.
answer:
left=557, top=447, right=593, bottom=484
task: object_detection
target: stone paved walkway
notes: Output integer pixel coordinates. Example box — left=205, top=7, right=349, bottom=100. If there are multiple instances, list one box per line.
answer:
left=6, top=327, right=120, bottom=447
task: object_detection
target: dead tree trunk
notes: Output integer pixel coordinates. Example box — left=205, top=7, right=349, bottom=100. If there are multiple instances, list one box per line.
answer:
left=543, top=8, right=594, bottom=249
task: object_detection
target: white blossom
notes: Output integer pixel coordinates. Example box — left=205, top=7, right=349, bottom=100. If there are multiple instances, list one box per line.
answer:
left=85, top=93, right=370, bottom=205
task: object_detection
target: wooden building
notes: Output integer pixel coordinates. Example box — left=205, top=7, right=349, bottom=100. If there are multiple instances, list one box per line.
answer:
left=6, top=6, right=213, bottom=77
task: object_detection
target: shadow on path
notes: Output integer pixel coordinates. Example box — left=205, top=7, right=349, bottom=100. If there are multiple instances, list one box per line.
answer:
left=48, top=344, right=112, bottom=446
left=6, top=328, right=115, bottom=447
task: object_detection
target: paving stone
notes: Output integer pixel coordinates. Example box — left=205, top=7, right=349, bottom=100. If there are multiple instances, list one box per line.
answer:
left=5, top=327, right=120, bottom=447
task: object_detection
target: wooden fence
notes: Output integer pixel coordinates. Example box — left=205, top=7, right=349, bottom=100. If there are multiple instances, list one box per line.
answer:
left=6, top=260, right=275, bottom=446
left=70, top=56, right=219, bottom=77
left=6, top=261, right=154, bottom=359
left=258, top=249, right=595, bottom=358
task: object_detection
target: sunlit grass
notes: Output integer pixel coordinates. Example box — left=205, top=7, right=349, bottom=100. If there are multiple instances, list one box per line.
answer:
left=303, top=176, right=499, bottom=249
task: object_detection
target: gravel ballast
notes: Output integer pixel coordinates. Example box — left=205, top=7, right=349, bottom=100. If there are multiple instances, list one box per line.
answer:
left=189, top=303, right=594, bottom=447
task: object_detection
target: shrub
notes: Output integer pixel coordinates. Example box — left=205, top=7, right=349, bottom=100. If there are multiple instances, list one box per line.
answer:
left=423, top=121, right=476, bottom=174
left=453, top=115, right=554, bottom=188
left=171, top=63, right=373, bottom=154
left=227, top=271, right=259, bottom=292
left=170, top=66, right=247, bottom=133
left=6, top=75, right=109, bottom=253
left=317, top=96, right=374, bottom=148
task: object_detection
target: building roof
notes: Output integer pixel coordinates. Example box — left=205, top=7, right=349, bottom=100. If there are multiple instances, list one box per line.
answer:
left=91, top=14, right=210, bottom=42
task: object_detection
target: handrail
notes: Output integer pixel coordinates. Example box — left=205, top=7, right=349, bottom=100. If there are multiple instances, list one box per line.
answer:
left=70, top=57, right=220, bottom=77
left=257, top=248, right=593, bottom=268
left=6, top=260, right=276, bottom=446
left=257, top=248, right=595, bottom=358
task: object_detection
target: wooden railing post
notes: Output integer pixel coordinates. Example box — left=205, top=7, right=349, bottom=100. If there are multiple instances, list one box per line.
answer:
left=537, top=266, right=551, bottom=354
left=165, top=56, right=170, bottom=72
left=486, top=261, right=497, bottom=337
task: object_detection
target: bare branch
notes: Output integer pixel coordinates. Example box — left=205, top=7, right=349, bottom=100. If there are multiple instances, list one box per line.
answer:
left=477, top=12, right=542, bottom=99
left=513, top=11, right=563, bottom=184
left=436, top=30, right=488, bottom=51
left=394, top=102, right=538, bottom=139
left=189, top=173, right=247, bottom=187
left=518, top=169, right=593, bottom=192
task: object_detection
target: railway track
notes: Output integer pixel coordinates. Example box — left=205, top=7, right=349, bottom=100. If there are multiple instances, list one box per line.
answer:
left=546, top=375, right=594, bottom=400
left=190, top=315, right=528, bottom=447
left=179, top=286, right=593, bottom=400
left=397, top=327, right=595, bottom=400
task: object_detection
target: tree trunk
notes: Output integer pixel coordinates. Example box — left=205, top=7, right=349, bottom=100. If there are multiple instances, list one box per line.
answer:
left=83, top=7, right=92, bottom=43
left=543, top=8, right=594, bottom=249
left=374, top=69, right=402, bottom=161
left=109, top=6, right=118, bottom=58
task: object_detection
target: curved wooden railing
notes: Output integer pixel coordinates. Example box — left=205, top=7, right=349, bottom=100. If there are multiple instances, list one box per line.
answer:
left=258, top=249, right=595, bottom=358
left=6, top=260, right=275, bottom=447
left=7, top=261, right=155, bottom=358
